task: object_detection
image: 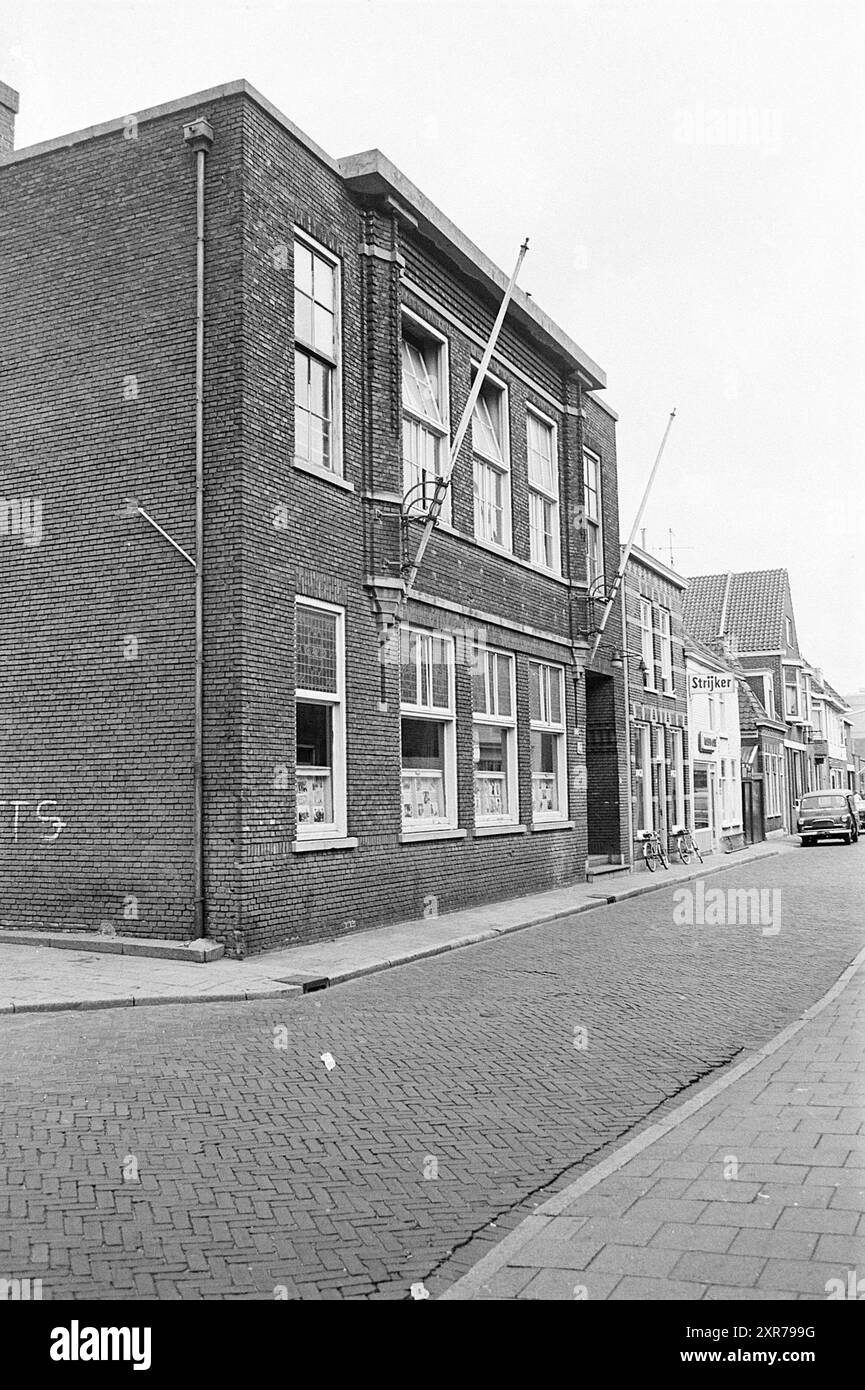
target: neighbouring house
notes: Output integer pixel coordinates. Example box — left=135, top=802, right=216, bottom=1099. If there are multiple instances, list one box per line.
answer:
left=0, top=79, right=629, bottom=954
left=684, top=569, right=816, bottom=830
left=621, top=546, right=689, bottom=861
left=684, top=634, right=745, bottom=855
left=736, top=670, right=787, bottom=842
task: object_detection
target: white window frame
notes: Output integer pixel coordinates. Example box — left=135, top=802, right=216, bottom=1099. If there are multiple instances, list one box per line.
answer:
left=638, top=598, right=655, bottom=688
left=293, top=229, right=342, bottom=478
left=472, top=646, right=518, bottom=826
left=670, top=727, right=686, bottom=828
left=294, top=597, right=346, bottom=841
left=784, top=665, right=800, bottom=719
left=634, top=723, right=653, bottom=833
left=526, top=406, right=561, bottom=575
left=583, top=448, right=604, bottom=589
left=400, top=625, right=457, bottom=829
left=751, top=670, right=776, bottom=718
left=472, top=366, right=512, bottom=551
left=658, top=607, right=674, bottom=694
left=401, top=309, right=451, bottom=525
left=529, top=660, right=567, bottom=822
left=708, top=693, right=716, bottom=730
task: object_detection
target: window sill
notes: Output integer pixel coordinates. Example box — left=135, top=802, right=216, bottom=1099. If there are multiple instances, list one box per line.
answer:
left=531, top=819, right=575, bottom=832
left=292, top=458, right=355, bottom=492
left=399, top=827, right=467, bottom=844
left=474, top=823, right=527, bottom=838
left=292, top=835, right=358, bottom=853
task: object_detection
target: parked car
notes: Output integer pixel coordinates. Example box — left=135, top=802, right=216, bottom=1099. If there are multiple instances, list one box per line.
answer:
left=855, top=793, right=865, bottom=831
left=796, top=791, right=860, bottom=845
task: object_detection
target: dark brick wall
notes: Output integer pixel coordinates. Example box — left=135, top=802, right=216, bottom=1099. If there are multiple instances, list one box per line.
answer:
left=1, top=87, right=628, bottom=954
left=623, top=555, right=690, bottom=857
left=0, top=94, right=246, bottom=942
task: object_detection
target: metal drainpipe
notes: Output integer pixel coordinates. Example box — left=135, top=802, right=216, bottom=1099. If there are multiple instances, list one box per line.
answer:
left=183, top=118, right=214, bottom=938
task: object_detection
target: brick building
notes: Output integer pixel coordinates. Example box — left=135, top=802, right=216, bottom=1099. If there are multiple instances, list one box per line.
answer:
left=684, top=569, right=815, bottom=831
left=621, top=547, right=689, bottom=859
left=0, top=80, right=629, bottom=955
left=683, top=634, right=745, bottom=855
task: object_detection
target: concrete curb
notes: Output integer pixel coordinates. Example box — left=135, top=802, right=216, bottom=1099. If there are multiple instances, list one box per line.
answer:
left=438, top=939, right=865, bottom=1300
left=0, top=930, right=224, bottom=963
left=0, top=845, right=785, bottom=1017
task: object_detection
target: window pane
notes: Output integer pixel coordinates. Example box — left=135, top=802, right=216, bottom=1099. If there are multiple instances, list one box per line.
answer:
left=527, top=414, right=555, bottom=493
left=529, top=664, right=541, bottom=722
left=495, top=654, right=512, bottom=718
left=313, top=256, right=334, bottom=310
left=401, top=717, right=446, bottom=821
left=402, top=717, right=443, bottom=768
left=295, top=291, right=313, bottom=347
left=548, top=668, right=562, bottom=724
left=473, top=386, right=504, bottom=463
left=472, top=660, right=487, bottom=714
left=296, top=701, right=333, bottom=826
left=430, top=635, right=450, bottom=708
left=314, top=303, right=334, bottom=357
left=474, top=723, right=509, bottom=819
left=402, top=336, right=442, bottom=425
left=531, top=731, right=560, bottom=813
left=294, top=242, right=313, bottom=295
left=296, top=606, right=338, bottom=693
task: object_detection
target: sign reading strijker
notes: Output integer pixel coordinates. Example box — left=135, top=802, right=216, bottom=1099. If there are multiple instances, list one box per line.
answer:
left=690, top=674, right=736, bottom=692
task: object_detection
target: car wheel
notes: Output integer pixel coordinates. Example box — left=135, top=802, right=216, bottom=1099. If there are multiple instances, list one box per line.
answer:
left=801, top=837, right=814, bottom=847
left=843, top=833, right=852, bottom=845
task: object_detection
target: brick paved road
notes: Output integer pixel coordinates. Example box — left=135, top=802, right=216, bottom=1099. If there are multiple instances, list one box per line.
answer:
left=1, top=845, right=863, bottom=1299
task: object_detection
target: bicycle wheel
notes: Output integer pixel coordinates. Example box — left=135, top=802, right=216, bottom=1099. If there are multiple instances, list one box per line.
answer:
left=691, top=839, right=704, bottom=864
left=659, top=849, right=670, bottom=869
left=677, top=838, right=691, bottom=864
left=643, top=843, right=656, bottom=872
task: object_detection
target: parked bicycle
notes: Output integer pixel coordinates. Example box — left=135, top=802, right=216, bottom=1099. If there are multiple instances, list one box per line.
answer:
left=636, top=828, right=669, bottom=871
left=671, top=824, right=704, bottom=865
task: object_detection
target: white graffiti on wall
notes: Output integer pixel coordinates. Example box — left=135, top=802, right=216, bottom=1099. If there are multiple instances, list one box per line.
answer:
left=1, top=799, right=67, bottom=844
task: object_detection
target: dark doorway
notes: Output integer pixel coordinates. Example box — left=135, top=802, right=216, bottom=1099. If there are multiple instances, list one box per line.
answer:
left=585, top=672, right=621, bottom=857
left=741, top=778, right=764, bottom=845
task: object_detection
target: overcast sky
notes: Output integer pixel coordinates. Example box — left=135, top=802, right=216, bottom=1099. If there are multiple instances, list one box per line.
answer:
left=3, top=0, right=863, bottom=692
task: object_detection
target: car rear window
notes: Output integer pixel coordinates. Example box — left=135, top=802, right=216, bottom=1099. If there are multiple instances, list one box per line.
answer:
left=800, top=794, right=848, bottom=810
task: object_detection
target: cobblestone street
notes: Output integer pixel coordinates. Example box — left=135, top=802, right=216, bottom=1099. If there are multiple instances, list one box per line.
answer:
left=1, top=844, right=863, bottom=1300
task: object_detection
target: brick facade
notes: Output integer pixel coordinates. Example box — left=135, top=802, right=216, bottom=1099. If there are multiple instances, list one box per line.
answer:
left=0, top=82, right=628, bottom=954
left=622, top=548, right=689, bottom=859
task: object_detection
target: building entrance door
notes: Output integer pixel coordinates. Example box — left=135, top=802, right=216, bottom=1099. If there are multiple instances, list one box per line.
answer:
left=693, top=761, right=716, bottom=854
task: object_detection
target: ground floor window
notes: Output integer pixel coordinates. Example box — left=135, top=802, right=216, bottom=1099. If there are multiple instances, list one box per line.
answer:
left=669, top=727, right=686, bottom=827
left=693, top=762, right=711, bottom=832
left=529, top=661, right=567, bottom=819
left=400, top=626, right=456, bottom=829
left=472, top=648, right=518, bottom=824
left=295, top=599, right=346, bottom=838
left=634, top=724, right=652, bottom=832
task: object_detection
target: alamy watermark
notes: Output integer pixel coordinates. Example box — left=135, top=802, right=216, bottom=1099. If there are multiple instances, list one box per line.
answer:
left=673, top=882, right=781, bottom=936
left=673, top=104, right=783, bottom=154
left=0, top=496, right=42, bottom=547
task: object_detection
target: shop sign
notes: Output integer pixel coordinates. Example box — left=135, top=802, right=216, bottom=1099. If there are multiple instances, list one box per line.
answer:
left=698, top=731, right=718, bottom=753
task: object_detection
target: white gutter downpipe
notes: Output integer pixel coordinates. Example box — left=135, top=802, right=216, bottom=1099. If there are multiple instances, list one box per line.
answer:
left=183, top=117, right=214, bottom=939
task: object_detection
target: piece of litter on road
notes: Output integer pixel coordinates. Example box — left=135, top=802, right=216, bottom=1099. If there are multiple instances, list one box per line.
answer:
left=320, top=1052, right=336, bottom=1071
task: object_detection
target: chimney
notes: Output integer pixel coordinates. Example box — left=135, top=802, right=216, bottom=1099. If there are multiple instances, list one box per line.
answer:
left=0, top=81, right=20, bottom=157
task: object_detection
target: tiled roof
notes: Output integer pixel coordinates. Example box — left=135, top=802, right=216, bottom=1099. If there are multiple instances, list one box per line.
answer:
left=684, top=569, right=790, bottom=652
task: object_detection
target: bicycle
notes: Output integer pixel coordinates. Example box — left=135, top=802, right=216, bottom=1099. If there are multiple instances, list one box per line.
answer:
left=671, top=824, right=704, bottom=865
left=636, top=828, right=669, bottom=871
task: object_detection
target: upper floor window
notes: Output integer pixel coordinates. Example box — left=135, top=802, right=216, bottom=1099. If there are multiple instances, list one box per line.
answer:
left=784, top=668, right=800, bottom=718
left=472, top=647, right=518, bottom=825
left=527, top=409, right=560, bottom=574
left=753, top=671, right=776, bottom=718
left=638, top=598, right=654, bottom=686
left=402, top=316, right=450, bottom=523
left=400, top=626, right=456, bottom=828
left=784, top=616, right=793, bottom=647
left=583, top=450, right=604, bottom=589
left=295, top=599, right=346, bottom=839
left=472, top=375, right=511, bottom=549
left=294, top=234, right=341, bottom=475
left=658, top=607, right=674, bottom=694
left=529, top=660, right=567, bottom=820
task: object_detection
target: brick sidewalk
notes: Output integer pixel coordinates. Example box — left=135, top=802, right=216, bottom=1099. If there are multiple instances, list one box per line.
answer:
left=0, top=840, right=787, bottom=1013
left=441, top=946, right=865, bottom=1300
